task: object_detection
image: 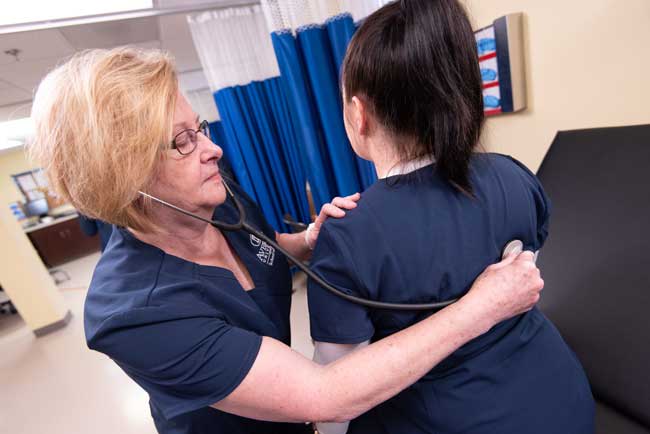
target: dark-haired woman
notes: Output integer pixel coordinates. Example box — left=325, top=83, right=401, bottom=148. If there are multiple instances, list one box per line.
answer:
left=307, top=1, right=594, bottom=433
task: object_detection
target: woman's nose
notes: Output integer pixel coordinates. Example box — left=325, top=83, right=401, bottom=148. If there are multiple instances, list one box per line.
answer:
left=198, top=134, right=222, bottom=162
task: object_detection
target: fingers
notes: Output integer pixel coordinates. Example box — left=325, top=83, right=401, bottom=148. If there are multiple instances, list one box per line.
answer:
left=325, top=203, right=347, bottom=217
left=331, top=196, right=359, bottom=210
left=517, top=259, right=544, bottom=313
left=514, top=250, right=536, bottom=263
left=315, top=203, right=346, bottom=226
left=314, top=194, right=361, bottom=227
left=488, top=249, right=535, bottom=272
left=344, top=192, right=361, bottom=202
left=486, top=250, right=518, bottom=271
left=471, top=249, right=545, bottom=325
left=513, top=252, right=543, bottom=295
left=519, top=253, right=542, bottom=288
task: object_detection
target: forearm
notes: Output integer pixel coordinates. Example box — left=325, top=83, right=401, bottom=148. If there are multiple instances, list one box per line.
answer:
left=216, top=297, right=490, bottom=423
left=215, top=252, right=540, bottom=423
left=313, top=342, right=369, bottom=434
left=315, top=297, right=487, bottom=422
left=276, top=231, right=311, bottom=262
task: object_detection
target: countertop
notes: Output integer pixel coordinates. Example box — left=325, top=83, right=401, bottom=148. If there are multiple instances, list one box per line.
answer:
left=22, top=212, right=79, bottom=234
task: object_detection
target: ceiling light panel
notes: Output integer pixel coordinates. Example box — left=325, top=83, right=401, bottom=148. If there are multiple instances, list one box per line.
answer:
left=0, top=0, right=154, bottom=27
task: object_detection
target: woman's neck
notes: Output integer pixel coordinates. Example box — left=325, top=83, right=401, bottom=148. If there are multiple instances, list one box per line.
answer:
left=367, top=134, right=403, bottom=179
left=367, top=133, right=433, bottom=179
left=131, top=202, right=255, bottom=290
left=130, top=203, right=227, bottom=265
left=373, top=153, right=401, bottom=179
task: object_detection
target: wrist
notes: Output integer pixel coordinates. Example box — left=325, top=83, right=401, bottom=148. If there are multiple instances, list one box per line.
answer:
left=451, top=295, right=495, bottom=339
left=304, top=223, right=315, bottom=250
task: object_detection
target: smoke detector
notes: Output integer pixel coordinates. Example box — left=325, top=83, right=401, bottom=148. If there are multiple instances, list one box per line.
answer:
left=4, top=48, right=21, bottom=61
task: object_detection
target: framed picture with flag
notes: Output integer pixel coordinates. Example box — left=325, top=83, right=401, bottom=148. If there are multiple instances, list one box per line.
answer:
left=475, top=13, right=527, bottom=116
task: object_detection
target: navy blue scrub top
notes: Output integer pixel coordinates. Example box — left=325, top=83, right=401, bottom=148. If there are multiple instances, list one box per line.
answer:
left=308, top=154, right=594, bottom=434
left=78, top=214, right=113, bottom=251
left=84, top=182, right=310, bottom=434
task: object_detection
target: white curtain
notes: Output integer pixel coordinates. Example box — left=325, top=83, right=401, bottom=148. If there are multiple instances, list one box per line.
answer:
left=187, top=5, right=280, bottom=92
left=261, top=0, right=394, bottom=33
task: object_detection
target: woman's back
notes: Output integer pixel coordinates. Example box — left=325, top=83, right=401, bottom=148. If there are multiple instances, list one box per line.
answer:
left=308, top=153, right=594, bottom=433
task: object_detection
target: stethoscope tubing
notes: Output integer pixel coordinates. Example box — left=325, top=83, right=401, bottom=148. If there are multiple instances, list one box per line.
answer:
left=139, top=180, right=458, bottom=311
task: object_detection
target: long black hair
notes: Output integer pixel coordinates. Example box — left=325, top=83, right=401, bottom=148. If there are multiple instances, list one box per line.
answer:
left=342, top=0, right=484, bottom=193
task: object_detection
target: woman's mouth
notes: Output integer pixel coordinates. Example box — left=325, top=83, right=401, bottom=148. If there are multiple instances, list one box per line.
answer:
left=206, top=171, right=221, bottom=183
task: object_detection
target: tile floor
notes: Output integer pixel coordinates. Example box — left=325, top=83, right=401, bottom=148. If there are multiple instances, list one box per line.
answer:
left=0, top=253, right=314, bottom=434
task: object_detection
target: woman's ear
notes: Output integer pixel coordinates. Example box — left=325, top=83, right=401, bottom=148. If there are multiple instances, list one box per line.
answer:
left=351, top=96, right=369, bottom=137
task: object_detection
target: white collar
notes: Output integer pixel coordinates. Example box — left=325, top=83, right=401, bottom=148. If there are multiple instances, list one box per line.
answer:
left=381, top=155, right=435, bottom=179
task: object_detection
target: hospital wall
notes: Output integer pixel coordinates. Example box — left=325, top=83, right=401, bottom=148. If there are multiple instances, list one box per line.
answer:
left=463, top=0, right=650, bottom=172
left=0, top=147, right=35, bottom=205
left=0, top=147, right=70, bottom=333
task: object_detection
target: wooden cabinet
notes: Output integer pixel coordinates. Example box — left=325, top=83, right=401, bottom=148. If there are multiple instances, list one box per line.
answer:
left=26, top=216, right=100, bottom=267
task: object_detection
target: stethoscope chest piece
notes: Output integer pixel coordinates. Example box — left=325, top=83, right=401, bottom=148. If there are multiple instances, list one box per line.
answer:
left=502, top=240, right=524, bottom=259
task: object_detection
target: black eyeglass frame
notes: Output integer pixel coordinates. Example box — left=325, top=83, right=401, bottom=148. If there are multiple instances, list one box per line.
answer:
left=170, top=119, right=211, bottom=155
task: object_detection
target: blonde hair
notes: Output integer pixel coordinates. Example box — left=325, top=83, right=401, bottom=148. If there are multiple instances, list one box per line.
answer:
left=29, top=47, right=178, bottom=232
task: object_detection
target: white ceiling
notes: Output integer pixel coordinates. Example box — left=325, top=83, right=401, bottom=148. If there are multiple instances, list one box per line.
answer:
left=0, top=0, right=255, bottom=122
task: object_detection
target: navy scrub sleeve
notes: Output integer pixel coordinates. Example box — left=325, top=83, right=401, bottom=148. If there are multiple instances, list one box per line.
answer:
left=308, top=154, right=594, bottom=434
left=78, top=214, right=114, bottom=251
left=85, top=180, right=310, bottom=434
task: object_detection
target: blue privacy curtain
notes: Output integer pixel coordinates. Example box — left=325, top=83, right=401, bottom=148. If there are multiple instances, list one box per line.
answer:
left=189, top=6, right=310, bottom=231
left=267, top=11, right=377, bottom=209
left=214, top=80, right=310, bottom=231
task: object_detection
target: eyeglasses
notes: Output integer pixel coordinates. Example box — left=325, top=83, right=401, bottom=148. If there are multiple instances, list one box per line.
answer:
left=170, top=120, right=211, bottom=155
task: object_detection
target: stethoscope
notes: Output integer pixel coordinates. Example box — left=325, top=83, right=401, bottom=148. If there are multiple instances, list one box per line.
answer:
left=139, top=179, right=525, bottom=311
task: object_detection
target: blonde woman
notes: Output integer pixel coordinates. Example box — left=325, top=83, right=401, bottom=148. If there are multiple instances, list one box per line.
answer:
left=30, top=48, right=543, bottom=434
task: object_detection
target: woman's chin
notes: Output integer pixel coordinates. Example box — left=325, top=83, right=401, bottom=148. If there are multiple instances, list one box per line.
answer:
left=207, top=183, right=227, bottom=206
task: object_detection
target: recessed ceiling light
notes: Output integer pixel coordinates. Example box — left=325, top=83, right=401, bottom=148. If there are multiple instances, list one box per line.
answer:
left=0, top=139, right=23, bottom=152
left=0, top=117, right=34, bottom=151
left=0, top=0, right=154, bottom=27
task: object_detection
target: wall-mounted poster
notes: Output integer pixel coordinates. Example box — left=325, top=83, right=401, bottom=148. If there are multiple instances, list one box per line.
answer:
left=475, top=13, right=526, bottom=116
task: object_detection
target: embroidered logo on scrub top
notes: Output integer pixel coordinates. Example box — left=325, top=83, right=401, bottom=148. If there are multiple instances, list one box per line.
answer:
left=250, top=235, right=275, bottom=266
